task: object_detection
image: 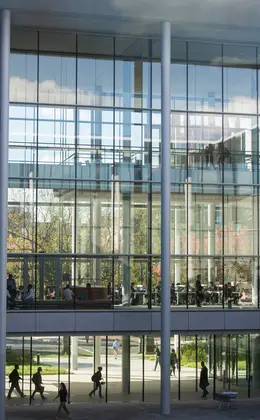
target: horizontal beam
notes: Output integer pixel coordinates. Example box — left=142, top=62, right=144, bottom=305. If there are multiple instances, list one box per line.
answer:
left=7, top=309, right=260, bottom=335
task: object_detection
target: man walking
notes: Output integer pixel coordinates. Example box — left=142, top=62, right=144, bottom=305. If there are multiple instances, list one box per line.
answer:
left=199, top=361, right=209, bottom=399
left=112, top=338, right=120, bottom=359
left=89, top=366, right=103, bottom=399
left=31, top=367, right=47, bottom=401
left=7, top=364, right=26, bottom=399
left=154, top=344, right=161, bottom=371
left=170, top=348, right=177, bottom=377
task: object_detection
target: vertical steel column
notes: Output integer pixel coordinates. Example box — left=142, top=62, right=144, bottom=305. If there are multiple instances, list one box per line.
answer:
left=105, top=336, right=108, bottom=402
left=195, top=335, right=198, bottom=392
left=142, top=335, right=145, bottom=401
left=68, top=336, right=71, bottom=404
left=213, top=335, right=216, bottom=398
left=178, top=335, right=181, bottom=400
left=29, top=337, right=32, bottom=406
left=22, top=337, right=25, bottom=395
left=160, top=20, right=171, bottom=416
left=0, top=9, right=10, bottom=419
left=248, top=334, right=251, bottom=398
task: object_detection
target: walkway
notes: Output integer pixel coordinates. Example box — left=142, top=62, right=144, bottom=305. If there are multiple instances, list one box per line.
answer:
left=5, top=400, right=260, bottom=419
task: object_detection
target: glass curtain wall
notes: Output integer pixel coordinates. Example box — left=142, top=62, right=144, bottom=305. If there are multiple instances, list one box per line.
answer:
left=5, top=334, right=260, bottom=404
left=8, top=29, right=260, bottom=309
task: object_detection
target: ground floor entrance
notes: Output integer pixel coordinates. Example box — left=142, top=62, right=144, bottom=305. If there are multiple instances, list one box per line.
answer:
left=5, top=333, right=260, bottom=404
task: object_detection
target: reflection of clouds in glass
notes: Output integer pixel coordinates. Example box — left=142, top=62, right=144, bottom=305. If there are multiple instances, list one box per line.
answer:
left=212, top=56, right=256, bottom=65
left=10, top=76, right=258, bottom=115
left=9, top=77, right=258, bottom=151
left=10, top=77, right=112, bottom=106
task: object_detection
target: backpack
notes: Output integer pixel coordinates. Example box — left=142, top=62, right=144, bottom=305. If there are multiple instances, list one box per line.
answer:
left=9, top=370, right=16, bottom=383
left=31, top=373, right=37, bottom=384
left=91, top=373, right=97, bottom=382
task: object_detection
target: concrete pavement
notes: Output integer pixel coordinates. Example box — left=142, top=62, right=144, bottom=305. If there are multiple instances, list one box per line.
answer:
left=5, top=354, right=250, bottom=405
left=5, top=400, right=260, bottom=419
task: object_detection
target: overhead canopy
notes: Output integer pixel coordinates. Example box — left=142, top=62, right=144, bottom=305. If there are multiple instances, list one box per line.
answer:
left=1, top=0, right=260, bottom=44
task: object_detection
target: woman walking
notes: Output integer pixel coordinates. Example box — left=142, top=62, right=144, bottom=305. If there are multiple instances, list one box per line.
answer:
left=53, top=383, right=71, bottom=419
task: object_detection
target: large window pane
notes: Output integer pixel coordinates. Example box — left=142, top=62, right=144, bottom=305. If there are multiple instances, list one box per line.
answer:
left=78, top=107, right=114, bottom=166
left=223, top=115, right=257, bottom=184
left=223, top=45, right=257, bottom=114
left=9, top=105, right=37, bottom=176
left=188, top=113, right=222, bottom=183
left=115, top=38, right=149, bottom=109
left=188, top=43, right=222, bottom=112
left=39, top=55, right=76, bottom=104
left=36, top=181, right=74, bottom=254
left=10, top=53, right=38, bottom=102
left=77, top=35, right=114, bottom=107
left=38, top=106, right=76, bottom=173
left=8, top=179, right=37, bottom=254
left=152, top=40, right=187, bottom=111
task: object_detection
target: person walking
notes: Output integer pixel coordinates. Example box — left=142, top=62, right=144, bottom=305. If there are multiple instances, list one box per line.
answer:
left=154, top=344, right=161, bottom=371
left=199, top=361, right=209, bottom=399
left=170, top=349, right=177, bottom=377
left=7, top=364, right=26, bottom=399
left=195, top=275, right=204, bottom=307
left=112, top=338, right=120, bottom=359
left=89, top=366, right=103, bottom=399
left=53, top=382, right=71, bottom=420
left=31, top=367, right=47, bottom=401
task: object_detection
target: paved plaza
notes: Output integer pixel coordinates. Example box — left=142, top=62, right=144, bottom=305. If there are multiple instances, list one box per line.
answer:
left=5, top=400, right=260, bottom=419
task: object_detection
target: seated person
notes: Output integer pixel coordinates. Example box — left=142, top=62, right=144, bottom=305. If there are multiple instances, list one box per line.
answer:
left=7, top=287, right=15, bottom=310
left=63, top=284, right=74, bottom=301
left=107, top=282, right=112, bottom=298
left=86, top=283, right=94, bottom=300
left=23, top=284, right=35, bottom=304
left=7, top=274, right=17, bottom=299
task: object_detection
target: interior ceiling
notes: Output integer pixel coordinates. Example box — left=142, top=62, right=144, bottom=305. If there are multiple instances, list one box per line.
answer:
left=1, top=0, right=260, bottom=44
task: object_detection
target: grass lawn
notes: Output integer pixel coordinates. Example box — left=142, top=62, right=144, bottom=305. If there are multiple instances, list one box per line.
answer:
left=39, top=352, right=92, bottom=359
left=181, top=360, right=247, bottom=371
left=6, top=365, right=67, bottom=376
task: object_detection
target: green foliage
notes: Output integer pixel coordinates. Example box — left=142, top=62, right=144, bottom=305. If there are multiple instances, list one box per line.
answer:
left=181, top=342, right=208, bottom=365
left=6, top=365, right=66, bottom=376
left=5, top=351, right=67, bottom=376
left=6, top=350, right=31, bottom=366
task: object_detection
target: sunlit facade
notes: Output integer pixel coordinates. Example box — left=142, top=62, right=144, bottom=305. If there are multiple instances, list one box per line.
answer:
left=8, top=30, right=260, bottom=309
left=1, top=13, right=260, bottom=415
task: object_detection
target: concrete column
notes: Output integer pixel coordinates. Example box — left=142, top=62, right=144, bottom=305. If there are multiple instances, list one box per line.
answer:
left=112, top=175, right=120, bottom=253
left=71, top=207, right=78, bottom=285
left=252, top=195, right=258, bottom=306
left=185, top=177, right=193, bottom=280
left=252, top=336, right=260, bottom=388
left=92, top=198, right=101, bottom=285
left=94, top=336, right=101, bottom=372
left=0, top=10, right=10, bottom=420
left=160, top=20, right=171, bottom=416
left=208, top=204, right=215, bottom=284
left=71, top=337, right=78, bottom=370
left=122, top=336, right=130, bottom=395
left=174, top=207, right=181, bottom=286
left=122, top=194, right=131, bottom=306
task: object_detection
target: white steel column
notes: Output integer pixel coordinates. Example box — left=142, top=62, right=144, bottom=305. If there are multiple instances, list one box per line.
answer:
left=174, top=207, right=181, bottom=287
left=185, top=177, right=193, bottom=280
left=0, top=9, right=10, bottom=420
left=160, top=20, right=171, bottom=416
left=92, top=197, right=101, bottom=285
left=71, top=337, right=78, bottom=370
left=252, top=195, right=258, bottom=306
left=122, top=335, right=130, bottom=395
left=94, top=336, right=101, bottom=372
left=122, top=194, right=131, bottom=306
left=208, top=204, right=215, bottom=284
